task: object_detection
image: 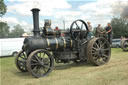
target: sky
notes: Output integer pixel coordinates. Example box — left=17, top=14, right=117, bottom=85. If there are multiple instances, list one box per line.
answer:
left=1, top=0, right=128, bottom=32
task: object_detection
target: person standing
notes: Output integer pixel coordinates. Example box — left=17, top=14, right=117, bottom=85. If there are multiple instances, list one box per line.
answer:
left=105, top=23, right=112, bottom=44
left=87, top=22, right=93, bottom=39
left=95, top=24, right=104, bottom=37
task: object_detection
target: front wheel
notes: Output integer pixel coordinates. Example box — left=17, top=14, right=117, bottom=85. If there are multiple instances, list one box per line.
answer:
left=15, top=50, right=28, bottom=72
left=27, top=49, right=54, bottom=78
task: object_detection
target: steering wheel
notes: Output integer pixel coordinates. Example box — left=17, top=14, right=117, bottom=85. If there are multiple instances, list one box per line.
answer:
left=70, top=19, right=89, bottom=42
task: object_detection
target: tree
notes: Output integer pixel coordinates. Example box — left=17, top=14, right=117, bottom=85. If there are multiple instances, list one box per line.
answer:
left=111, top=17, right=128, bottom=38
left=9, top=24, right=25, bottom=38
left=0, top=21, right=10, bottom=38
left=0, top=0, right=7, bottom=17
left=92, top=27, right=97, bottom=36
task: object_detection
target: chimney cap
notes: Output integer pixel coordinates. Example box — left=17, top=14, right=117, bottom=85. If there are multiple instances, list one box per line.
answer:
left=31, top=8, right=40, bottom=11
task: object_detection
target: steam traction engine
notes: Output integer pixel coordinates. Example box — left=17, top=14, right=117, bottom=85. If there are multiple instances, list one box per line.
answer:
left=15, top=8, right=111, bottom=78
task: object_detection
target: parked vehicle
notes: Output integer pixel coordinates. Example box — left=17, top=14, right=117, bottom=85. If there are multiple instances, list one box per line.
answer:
left=111, top=39, right=121, bottom=48
left=0, top=38, right=24, bottom=57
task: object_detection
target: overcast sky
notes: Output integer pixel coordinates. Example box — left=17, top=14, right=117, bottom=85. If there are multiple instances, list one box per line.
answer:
left=1, top=0, right=128, bottom=32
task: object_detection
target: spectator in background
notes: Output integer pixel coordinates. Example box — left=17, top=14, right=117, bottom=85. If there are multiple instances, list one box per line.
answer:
left=87, top=22, right=93, bottom=39
left=105, top=23, right=112, bottom=44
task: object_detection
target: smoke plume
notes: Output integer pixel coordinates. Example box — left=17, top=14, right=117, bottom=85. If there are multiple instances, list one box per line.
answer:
left=112, top=1, right=128, bottom=18
left=121, top=6, right=128, bottom=18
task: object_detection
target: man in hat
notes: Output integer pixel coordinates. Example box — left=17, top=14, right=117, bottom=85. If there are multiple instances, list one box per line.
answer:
left=95, top=24, right=104, bottom=37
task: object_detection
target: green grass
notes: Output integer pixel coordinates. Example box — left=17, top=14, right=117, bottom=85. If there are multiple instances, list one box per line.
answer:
left=0, top=48, right=128, bottom=85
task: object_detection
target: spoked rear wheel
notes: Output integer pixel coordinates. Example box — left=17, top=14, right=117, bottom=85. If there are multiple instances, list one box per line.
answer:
left=87, top=37, right=111, bottom=66
left=27, top=49, right=54, bottom=78
left=15, top=50, right=28, bottom=72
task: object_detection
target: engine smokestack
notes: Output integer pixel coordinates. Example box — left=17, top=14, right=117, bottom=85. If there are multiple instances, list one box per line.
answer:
left=31, top=8, right=40, bottom=37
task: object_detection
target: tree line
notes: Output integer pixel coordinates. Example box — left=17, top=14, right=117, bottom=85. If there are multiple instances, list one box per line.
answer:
left=111, top=17, right=128, bottom=38
left=0, top=0, right=6, bottom=17
left=0, top=22, right=25, bottom=38
left=0, top=0, right=25, bottom=38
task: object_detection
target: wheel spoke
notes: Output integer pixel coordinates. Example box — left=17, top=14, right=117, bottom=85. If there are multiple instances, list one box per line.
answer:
left=32, top=59, right=38, bottom=62
left=35, top=55, right=41, bottom=62
left=92, top=47, right=98, bottom=51
left=102, top=48, right=110, bottom=51
left=18, top=59, right=26, bottom=62
left=97, top=58, right=101, bottom=62
left=75, top=22, right=80, bottom=29
left=43, top=65, right=50, bottom=69
left=94, top=42, right=100, bottom=48
left=43, top=53, right=45, bottom=57
left=97, top=40, right=101, bottom=47
left=81, top=23, right=83, bottom=29
left=40, top=52, right=42, bottom=57
left=44, top=61, right=50, bottom=65
left=94, top=57, right=100, bottom=63
left=31, top=63, right=38, bottom=66
left=102, top=54, right=108, bottom=58
left=75, top=32, right=81, bottom=40
left=93, top=56, right=98, bottom=61
left=101, top=42, right=106, bottom=48
left=42, top=67, right=47, bottom=73
left=92, top=51, right=98, bottom=55
left=20, top=55, right=26, bottom=60
left=98, top=58, right=105, bottom=63
left=43, top=58, right=50, bottom=63
left=102, top=56, right=107, bottom=60
left=35, top=66, right=40, bottom=74
left=32, top=65, right=37, bottom=71
left=23, top=52, right=27, bottom=59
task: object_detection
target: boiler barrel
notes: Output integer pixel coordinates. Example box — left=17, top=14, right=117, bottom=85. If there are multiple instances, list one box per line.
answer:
left=23, top=37, right=73, bottom=51
left=46, top=37, right=73, bottom=50
left=23, top=37, right=48, bottom=51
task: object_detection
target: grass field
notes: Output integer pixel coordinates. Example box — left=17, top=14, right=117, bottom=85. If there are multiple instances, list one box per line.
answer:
left=0, top=48, right=128, bottom=85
